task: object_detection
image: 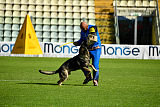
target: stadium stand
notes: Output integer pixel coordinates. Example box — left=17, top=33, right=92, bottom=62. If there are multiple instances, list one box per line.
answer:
left=0, top=0, right=159, bottom=44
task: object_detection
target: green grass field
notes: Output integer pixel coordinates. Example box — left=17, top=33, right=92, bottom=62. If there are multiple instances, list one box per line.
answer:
left=0, top=56, right=160, bottom=107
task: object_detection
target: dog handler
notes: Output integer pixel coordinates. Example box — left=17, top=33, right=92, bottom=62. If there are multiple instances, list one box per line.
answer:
left=73, top=22, right=101, bottom=86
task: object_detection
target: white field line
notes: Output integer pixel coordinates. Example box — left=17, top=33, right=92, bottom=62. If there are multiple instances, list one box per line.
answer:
left=0, top=80, right=26, bottom=82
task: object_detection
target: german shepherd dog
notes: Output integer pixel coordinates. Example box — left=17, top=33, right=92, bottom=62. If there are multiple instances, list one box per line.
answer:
left=39, top=41, right=97, bottom=86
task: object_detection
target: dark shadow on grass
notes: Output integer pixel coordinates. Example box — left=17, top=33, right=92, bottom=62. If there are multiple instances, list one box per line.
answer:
left=17, top=82, right=93, bottom=87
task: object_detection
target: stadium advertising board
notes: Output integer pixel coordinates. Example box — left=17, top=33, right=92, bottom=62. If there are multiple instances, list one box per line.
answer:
left=0, top=42, right=160, bottom=59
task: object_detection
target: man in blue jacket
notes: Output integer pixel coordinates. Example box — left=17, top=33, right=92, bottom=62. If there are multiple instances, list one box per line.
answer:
left=73, top=22, right=101, bottom=86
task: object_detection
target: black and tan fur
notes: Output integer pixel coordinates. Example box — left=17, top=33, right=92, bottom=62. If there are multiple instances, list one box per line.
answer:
left=39, top=42, right=96, bottom=86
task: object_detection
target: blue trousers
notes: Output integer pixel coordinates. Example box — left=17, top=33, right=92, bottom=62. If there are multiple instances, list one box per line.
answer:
left=83, top=48, right=101, bottom=81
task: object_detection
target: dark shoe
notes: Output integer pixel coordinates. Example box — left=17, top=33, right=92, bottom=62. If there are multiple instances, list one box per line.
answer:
left=83, top=78, right=92, bottom=84
left=93, top=80, right=98, bottom=86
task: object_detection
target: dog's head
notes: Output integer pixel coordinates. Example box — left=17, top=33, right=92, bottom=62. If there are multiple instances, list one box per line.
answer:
left=79, top=41, right=89, bottom=55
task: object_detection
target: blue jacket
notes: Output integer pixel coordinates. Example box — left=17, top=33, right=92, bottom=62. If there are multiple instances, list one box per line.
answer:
left=77, top=25, right=101, bottom=48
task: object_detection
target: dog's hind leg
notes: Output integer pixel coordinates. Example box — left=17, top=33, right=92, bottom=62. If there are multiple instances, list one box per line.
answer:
left=39, top=70, right=58, bottom=75
left=57, top=70, right=68, bottom=86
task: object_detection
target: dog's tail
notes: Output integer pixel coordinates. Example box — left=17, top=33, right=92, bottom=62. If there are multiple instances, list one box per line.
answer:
left=39, top=70, right=58, bottom=75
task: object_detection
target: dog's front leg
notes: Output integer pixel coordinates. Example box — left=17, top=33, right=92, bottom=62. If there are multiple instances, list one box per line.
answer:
left=89, top=64, right=97, bottom=72
left=82, top=67, right=92, bottom=72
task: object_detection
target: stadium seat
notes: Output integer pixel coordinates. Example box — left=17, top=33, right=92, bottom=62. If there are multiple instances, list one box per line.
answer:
left=66, top=19, right=73, bottom=25
left=0, top=17, right=4, bottom=23
left=43, top=25, right=50, bottom=31
left=51, top=25, right=58, bottom=31
left=66, top=26, right=73, bottom=32
left=5, top=4, right=12, bottom=10
left=143, top=0, right=150, bottom=7
left=58, top=38, right=66, bottom=43
left=58, top=32, right=65, bottom=38
left=81, top=13, right=87, bottom=18
left=21, top=11, right=27, bottom=17
left=4, top=24, right=11, bottom=30
left=58, top=0, right=65, bottom=5
left=13, top=11, right=20, bottom=17
left=74, top=32, right=81, bottom=38
left=43, top=6, right=50, bottom=11
left=88, top=19, right=95, bottom=25
left=58, top=19, right=65, bottom=25
left=0, top=24, right=3, bottom=30
left=51, top=31, right=58, bottom=38
left=51, top=6, right=58, bottom=11
left=21, top=0, right=28, bottom=4
left=36, top=12, right=43, bottom=17
left=6, top=0, right=13, bottom=3
left=51, top=18, right=58, bottom=24
left=120, top=0, right=128, bottom=6
left=66, top=32, right=73, bottom=38
left=4, top=37, right=11, bottom=42
left=35, top=25, right=43, bottom=31
left=43, top=12, right=51, bottom=18
left=0, top=38, right=3, bottom=41
left=43, top=18, right=50, bottom=25
left=51, top=38, right=58, bottom=42
left=29, top=0, right=36, bottom=4
left=66, top=12, right=73, bottom=18
left=66, top=0, right=72, bottom=5
left=36, top=31, right=43, bottom=38
left=36, top=18, right=43, bottom=24
left=36, top=0, right=43, bottom=5
left=12, top=31, right=19, bottom=37
left=14, top=0, right=20, bottom=4
left=13, top=18, right=20, bottom=24
left=88, top=13, right=95, bottom=19
left=12, top=37, right=17, bottom=42
left=28, top=5, right=36, bottom=11
left=43, top=32, right=51, bottom=38
left=36, top=5, right=43, bottom=11
left=28, top=12, right=36, bottom=17
left=150, top=1, right=156, bottom=7
left=43, top=38, right=50, bottom=42
left=58, top=25, right=65, bottom=32
left=73, top=13, right=80, bottom=18
left=21, top=5, right=28, bottom=11
left=13, top=5, right=20, bottom=11
left=73, top=6, right=80, bottom=12
left=51, top=12, right=58, bottom=18
left=4, top=31, right=11, bottom=37
left=58, top=6, right=66, bottom=12
left=51, top=0, right=58, bottom=5
left=73, top=19, right=80, bottom=25
left=0, top=11, right=4, bottom=17
left=128, top=0, right=135, bottom=7
left=81, top=6, right=88, bottom=12
left=0, top=31, right=3, bottom=37
left=73, top=0, right=79, bottom=6
left=30, top=17, right=36, bottom=24
left=66, top=39, right=73, bottom=43
left=12, top=24, right=20, bottom=31
left=88, top=7, right=95, bottom=12
left=5, top=11, right=12, bottom=17
left=66, top=6, right=72, bottom=12
left=74, top=38, right=80, bottom=41
left=80, top=0, right=87, bottom=6
left=44, top=0, right=50, bottom=5
left=74, top=26, right=81, bottom=32
left=113, top=0, right=121, bottom=6
left=20, top=17, right=25, bottom=24
left=58, top=12, right=65, bottom=18
left=88, top=0, right=95, bottom=6
left=38, top=38, right=42, bottom=42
